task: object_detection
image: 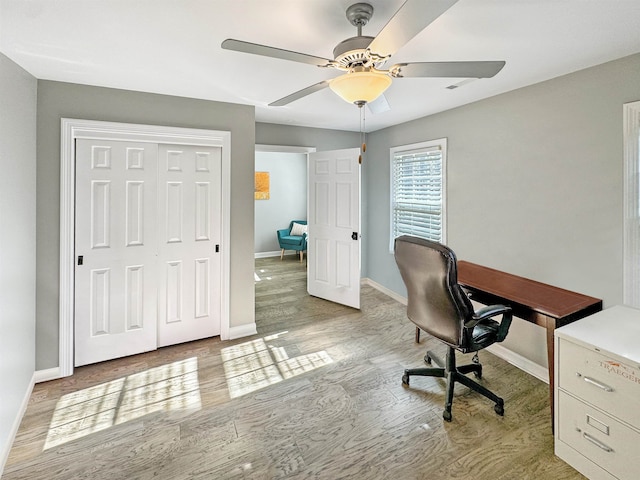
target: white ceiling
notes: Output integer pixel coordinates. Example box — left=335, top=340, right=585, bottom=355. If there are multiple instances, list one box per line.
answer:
left=1, top=0, right=640, bottom=132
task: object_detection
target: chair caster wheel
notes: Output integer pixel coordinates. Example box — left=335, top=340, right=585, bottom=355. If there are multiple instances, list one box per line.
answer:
left=473, top=369, right=482, bottom=380
left=402, top=373, right=410, bottom=386
left=494, top=403, right=504, bottom=416
left=425, top=354, right=432, bottom=365
left=443, top=410, right=452, bottom=422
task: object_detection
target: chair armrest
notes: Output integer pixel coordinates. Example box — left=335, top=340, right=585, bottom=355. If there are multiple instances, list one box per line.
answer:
left=277, top=228, right=289, bottom=240
left=466, top=305, right=513, bottom=342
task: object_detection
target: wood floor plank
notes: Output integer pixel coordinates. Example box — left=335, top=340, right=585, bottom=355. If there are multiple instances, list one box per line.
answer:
left=2, top=256, right=585, bottom=479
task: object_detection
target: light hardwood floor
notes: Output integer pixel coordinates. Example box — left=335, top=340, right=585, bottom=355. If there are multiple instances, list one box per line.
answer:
left=3, top=256, right=585, bottom=479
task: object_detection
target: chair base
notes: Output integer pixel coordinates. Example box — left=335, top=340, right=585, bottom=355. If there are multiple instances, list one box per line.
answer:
left=402, top=347, right=504, bottom=422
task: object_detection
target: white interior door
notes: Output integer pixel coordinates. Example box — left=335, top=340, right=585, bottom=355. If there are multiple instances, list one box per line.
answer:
left=75, top=140, right=223, bottom=366
left=157, top=144, right=222, bottom=347
left=308, top=148, right=361, bottom=309
left=75, top=139, right=159, bottom=366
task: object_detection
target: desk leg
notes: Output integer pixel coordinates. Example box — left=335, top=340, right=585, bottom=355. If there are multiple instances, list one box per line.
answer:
left=415, top=327, right=421, bottom=343
left=544, top=316, right=556, bottom=432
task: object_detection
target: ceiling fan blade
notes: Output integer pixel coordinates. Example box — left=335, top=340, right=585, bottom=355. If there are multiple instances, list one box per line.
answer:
left=391, top=61, right=506, bottom=78
left=368, top=0, right=458, bottom=59
left=269, top=80, right=331, bottom=107
left=222, top=39, right=333, bottom=67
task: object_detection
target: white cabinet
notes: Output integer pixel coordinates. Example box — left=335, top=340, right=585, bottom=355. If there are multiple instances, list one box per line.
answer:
left=555, top=305, right=640, bottom=480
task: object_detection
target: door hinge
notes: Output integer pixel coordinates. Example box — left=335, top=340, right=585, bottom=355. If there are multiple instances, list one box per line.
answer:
left=215, top=244, right=220, bottom=253
left=77, top=255, right=84, bottom=265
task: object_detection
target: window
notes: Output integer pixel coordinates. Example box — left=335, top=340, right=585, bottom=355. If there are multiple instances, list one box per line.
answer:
left=389, top=139, right=447, bottom=252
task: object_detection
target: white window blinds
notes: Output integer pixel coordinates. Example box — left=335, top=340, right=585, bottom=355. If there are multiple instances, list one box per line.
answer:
left=390, top=140, right=446, bottom=251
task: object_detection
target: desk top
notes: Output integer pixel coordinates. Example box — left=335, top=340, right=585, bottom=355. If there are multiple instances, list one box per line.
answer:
left=457, top=261, right=602, bottom=321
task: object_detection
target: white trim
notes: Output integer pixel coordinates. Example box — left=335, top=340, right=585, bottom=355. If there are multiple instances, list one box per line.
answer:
left=1, top=373, right=35, bottom=475
left=34, top=367, right=61, bottom=384
left=227, top=323, right=258, bottom=340
left=60, top=118, right=232, bottom=378
left=361, top=277, right=407, bottom=305
left=484, top=344, right=549, bottom=384
left=255, top=144, right=315, bottom=154
left=363, top=278, right=548, bottom=383
left=255, top=251, right=282, bottom=259
left=623, top=101, right=640, bottom=307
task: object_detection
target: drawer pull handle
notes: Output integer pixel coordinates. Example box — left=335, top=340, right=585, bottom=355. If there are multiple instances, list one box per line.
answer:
left=583, top=432, right=613, bottom=452
left=582, top=376, right=614, bottom=392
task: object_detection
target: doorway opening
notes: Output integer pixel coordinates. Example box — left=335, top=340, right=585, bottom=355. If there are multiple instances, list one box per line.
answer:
left=254, top=145, right=314, bottom=261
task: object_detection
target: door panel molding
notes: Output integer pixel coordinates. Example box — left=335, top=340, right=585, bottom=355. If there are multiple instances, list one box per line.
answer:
left=60, top=118, right=231, bottom=377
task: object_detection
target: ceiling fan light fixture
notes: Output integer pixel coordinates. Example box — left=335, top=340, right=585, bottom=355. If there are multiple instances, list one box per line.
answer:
left=330, top=70, right=392, bottom=105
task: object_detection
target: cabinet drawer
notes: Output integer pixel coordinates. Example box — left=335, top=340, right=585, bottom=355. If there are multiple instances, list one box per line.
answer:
left=558, top=391, right=640, bottom=480
left=557, top=338, right=640, bottom=427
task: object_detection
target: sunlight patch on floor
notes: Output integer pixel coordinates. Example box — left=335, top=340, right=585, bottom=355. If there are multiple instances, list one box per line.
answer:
left=222, top=332, right=333, bottom=398
left=44, top=357, right=201, bottom=450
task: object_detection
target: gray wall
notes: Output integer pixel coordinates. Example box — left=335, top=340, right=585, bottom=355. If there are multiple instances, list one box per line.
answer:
left=256, top=123, right=361, bottom=150
left=255, top=152, right=307, bottom=254
left=0, top=53, right=37, bottom=469
left=36, top=81, right=256, bottom=370
left=365, top=53, right=640, bottom=365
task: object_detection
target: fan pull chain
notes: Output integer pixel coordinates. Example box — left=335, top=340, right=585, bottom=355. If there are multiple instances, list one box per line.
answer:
left=359, top=104, right=366, bottom=164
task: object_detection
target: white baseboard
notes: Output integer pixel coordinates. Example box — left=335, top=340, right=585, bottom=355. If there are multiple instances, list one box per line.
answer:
left=34, top=367, right=61, bottom=384
left=255, top=251, right=281, bottom=259
left=363, top=277, right=549, bottom=383
left=361, top=277, right=407, bottom=305
left=228, top=323, right=257, bottom=340
left=1, top=372, right=35, bottom=476
left=485, top=343, right=549, bottom=384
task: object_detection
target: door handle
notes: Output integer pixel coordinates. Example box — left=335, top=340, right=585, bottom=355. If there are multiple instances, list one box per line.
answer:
left=352, top=232, right=358, bottom=240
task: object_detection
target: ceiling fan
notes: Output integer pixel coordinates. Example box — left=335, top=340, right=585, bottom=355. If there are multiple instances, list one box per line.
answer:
left=222, top=0, right=505, bottom=109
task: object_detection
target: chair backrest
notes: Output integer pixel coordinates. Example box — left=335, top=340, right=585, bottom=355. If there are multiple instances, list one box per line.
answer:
left=394, top=235, right=474, bottom=347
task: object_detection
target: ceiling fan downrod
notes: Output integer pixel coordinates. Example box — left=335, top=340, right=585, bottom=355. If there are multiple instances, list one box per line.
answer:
left=346, top=3, right=374, bottom=36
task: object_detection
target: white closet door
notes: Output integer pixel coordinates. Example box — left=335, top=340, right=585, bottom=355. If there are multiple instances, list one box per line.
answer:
left=75, top=139, right=159, bottom=366
left=157, top=144, right=222, bottom=347
left=308, top=148, right=361, bottom=309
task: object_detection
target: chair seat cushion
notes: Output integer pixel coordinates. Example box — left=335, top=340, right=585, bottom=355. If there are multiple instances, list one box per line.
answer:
left=279, top=235, right=304, bottom=246
left=470, top=319, right=501, bottom=350
left=279, top=235, right=304, bottom=250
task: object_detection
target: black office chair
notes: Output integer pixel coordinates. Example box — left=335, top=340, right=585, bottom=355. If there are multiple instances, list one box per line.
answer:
left=394, top=235, right=513, bottom=422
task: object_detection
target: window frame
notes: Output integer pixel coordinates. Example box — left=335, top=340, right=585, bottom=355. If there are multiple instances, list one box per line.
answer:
left=389, top=138, right=447, bottom=253
left=623, top=101, right=640, bottom=307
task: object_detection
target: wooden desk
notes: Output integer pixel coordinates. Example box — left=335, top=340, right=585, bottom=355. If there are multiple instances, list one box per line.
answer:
left=415, top=260, right=603, bottom=426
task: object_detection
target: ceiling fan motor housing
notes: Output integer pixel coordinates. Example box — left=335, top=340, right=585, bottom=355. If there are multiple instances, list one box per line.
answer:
left=333, top=36, right=375, bottom=68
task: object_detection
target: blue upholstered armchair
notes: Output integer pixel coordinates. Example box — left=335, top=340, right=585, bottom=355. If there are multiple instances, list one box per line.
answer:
left=277, top=220, right=307, bottom=262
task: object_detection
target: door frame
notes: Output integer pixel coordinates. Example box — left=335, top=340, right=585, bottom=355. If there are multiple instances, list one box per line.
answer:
left=60, top=118, right=231, bottom=377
